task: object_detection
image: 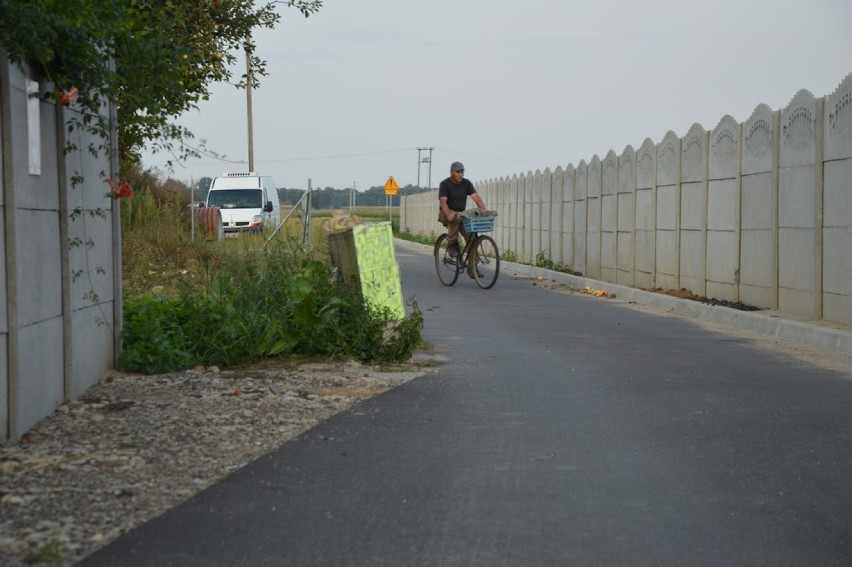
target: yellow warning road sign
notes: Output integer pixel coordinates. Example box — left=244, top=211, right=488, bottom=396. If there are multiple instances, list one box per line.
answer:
left=384, top=175, right=399, bottom=195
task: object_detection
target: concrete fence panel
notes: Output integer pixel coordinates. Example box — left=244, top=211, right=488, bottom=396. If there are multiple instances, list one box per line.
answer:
left=635, top=138, right=657, bottom=289
left=600, top=150, right=618, bottom=283
left=656, top=131, right=681, bottom=290
left=540, top=169, right=551, bottom=261
left=617, top=145, right=636, bottom=287
left=531, top=169, right=543, bottom=261
left=561, top=164, right=575, bottom=270
left=680, top=123, right=708, bottom=297
left=740, top=103, right=778, bottom=309
left=779, top=89, right=821, bottom=318
left=3, top=64, right=65, bottom=435
left=521, top=172, right=533, bottom=263
left=706, top=115, right=740, bottom=302
left=495, top=176, right=507, bottom=250
left=822, top=74, right=852, bottom=326
left=550, top=166, right=564, bottom=264
left=574, top=160, right=588, bottom=275
left=0, top=76, right=6, bottom=439
left=586, top=155, right=602, bottom=279
left=510, top=174, right=520, bottom=259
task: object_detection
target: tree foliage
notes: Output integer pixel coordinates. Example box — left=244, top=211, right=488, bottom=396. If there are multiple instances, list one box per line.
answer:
left=0, top=0, right=322, bottom=170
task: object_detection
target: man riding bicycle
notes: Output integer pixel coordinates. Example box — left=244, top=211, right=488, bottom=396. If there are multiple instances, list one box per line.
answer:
left=438, top=161, right=487, bottom=266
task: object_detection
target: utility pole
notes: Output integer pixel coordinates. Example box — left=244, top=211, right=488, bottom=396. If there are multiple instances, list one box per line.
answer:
left=350, top=181, right=356, bottom=210
left=416, top=146, right=434, bottom=190
left=427, top=146, right=433, bottom=191
left=245, top=47, right=254, bottom=172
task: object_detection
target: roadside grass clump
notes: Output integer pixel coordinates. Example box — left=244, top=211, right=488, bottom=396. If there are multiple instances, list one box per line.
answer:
left=501, top=249, right=518, bottom=263
left=535, top=251, right=571, bottom=273
left=118, top=173, right=423, bottom=374
left=24, top=535, right=63, bottom=565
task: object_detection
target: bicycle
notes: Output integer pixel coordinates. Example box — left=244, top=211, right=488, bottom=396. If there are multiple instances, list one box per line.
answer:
left=434, top=215, right=500, bottom=289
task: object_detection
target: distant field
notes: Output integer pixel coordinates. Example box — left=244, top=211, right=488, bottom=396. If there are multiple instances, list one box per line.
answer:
left=312, top=206, right=398, bottom=217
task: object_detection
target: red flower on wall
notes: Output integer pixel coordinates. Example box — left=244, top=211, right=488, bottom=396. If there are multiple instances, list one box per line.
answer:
left=56, top=87, right=79, bottom=106
left=105, top=178, right=134, bottom=199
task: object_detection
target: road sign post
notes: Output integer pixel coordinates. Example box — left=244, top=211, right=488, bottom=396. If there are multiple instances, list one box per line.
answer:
left=384, top=175, right=399, bottom=225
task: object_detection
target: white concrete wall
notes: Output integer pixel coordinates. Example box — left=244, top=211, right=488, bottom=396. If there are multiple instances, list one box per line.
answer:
left=400, top=74, right=852, bottom=327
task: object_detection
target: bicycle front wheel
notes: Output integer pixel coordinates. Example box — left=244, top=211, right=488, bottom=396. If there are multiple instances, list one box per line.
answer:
left=472, top=235, right=500, bottom=289
left=434, top=233, right=460, bottom=286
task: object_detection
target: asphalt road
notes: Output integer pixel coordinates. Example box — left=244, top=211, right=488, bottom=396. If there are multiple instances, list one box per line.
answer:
left=82, top=242, right=852, bottom=566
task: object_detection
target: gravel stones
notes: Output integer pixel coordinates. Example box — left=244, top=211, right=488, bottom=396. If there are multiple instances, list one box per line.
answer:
left=0, top=361, right=425, bottom=566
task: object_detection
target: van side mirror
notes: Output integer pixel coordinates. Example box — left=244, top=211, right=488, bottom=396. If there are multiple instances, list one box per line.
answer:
left=264, top=201, right=273, bottom=213
left=196, top=201, right=205, bottom=208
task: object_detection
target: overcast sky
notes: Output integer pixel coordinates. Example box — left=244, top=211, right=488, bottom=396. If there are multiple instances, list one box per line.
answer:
left=141, top=0, right=852, bottom=191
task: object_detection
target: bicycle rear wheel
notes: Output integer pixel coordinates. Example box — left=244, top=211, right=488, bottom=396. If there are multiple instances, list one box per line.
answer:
left=472, top=235, right=500, bottom=289
left=434, top=233, right=460, bottom=286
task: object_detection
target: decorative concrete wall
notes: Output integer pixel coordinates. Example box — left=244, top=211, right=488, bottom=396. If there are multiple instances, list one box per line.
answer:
left=1, top=55, right=119, bottom=439
left=400, top=73, right=852, bottom=327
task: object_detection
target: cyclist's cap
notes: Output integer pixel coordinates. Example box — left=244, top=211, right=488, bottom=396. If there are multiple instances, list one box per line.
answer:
left=451, top=161, right=464, bottom=172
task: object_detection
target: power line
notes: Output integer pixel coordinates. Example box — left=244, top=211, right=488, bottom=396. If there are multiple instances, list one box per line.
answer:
left=147, top=146, right=416, bottom=169
left=438, top=147, right=556, bottom=167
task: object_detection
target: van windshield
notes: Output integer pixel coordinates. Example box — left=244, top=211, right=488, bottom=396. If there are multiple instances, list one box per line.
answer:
left=208, top=189, right=263, bottom=209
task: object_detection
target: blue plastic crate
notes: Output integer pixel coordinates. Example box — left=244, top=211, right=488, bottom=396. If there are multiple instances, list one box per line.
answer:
left=462, top=216, right=495, bottom=233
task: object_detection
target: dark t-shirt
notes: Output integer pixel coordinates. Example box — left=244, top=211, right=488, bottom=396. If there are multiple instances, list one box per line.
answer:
left=438, top=177, right=476, bottom=212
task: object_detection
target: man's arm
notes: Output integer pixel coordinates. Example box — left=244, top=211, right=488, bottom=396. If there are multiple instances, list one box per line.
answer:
left=439, top=196, right=456, bottom=221
left=471, top=192, right=486, bottom=210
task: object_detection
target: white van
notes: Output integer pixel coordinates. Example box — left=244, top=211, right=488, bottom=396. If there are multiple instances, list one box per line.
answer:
left=205, top=172, right=281, bottom=234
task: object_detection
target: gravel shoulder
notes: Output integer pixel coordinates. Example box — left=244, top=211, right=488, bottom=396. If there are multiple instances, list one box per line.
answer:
left=0, top=356, right=439, bottom=566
